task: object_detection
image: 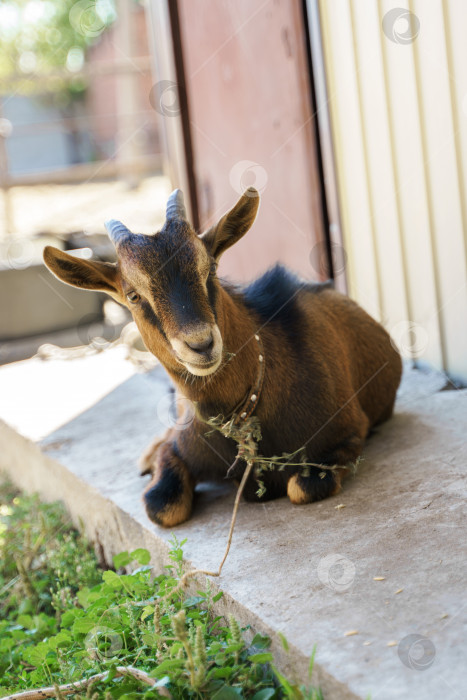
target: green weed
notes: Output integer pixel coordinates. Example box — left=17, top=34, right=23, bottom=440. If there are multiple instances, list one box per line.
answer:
left=0, top=481, right=322, bottom=699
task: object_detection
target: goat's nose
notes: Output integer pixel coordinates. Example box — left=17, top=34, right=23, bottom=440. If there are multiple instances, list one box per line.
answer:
left=185, top=333, right=214, bottom=354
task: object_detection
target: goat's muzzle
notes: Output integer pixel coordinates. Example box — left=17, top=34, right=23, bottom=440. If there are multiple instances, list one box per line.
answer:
left=170, top=323, right=223, bottom=376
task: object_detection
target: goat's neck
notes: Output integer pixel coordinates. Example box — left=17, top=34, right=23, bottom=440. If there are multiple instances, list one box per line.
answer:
left=168, top=286, right=259, bottom=414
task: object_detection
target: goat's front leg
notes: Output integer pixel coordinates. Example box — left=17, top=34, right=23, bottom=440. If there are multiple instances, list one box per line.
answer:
left=140, top=393, right=195, bottom=476
left=139, top=428, right=175, bottom=476
left=143, top=441, right=195, bottom=527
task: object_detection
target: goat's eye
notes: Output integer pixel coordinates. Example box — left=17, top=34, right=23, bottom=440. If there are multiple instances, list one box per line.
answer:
left=126, top=291, right=140, bottom=304
left=209, top=261, right=218, bottom=276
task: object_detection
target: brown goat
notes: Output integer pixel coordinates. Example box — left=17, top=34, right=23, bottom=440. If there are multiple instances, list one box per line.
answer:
left=43, top=188, right=402, bottom=527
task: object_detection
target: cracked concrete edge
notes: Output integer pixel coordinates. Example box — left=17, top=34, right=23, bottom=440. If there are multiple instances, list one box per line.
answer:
left=0, top=417, right=359, bottom=700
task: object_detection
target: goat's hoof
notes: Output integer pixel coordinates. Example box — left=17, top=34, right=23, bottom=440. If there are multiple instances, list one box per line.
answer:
left=139, top=458, right=154, bottom=477
left=143, top=471, right=193, bottom=527
left=139, top=437, right=167, bottom=476
left=287, top=469, right=342, bottom=505
left=287, top=474, right=312, bottom=504
left=139, top=448, right=160, bottom=476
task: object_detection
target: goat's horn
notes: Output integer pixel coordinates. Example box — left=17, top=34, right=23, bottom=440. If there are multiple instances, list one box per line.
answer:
left=166, top=189, right=187, bottom=221
left=105, top=219, right=132, bottom=245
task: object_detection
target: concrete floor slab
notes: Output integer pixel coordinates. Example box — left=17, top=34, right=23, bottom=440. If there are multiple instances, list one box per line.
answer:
left=0, top=361, right=466, bottom=700
left=0, top=345, right=138, bottom=440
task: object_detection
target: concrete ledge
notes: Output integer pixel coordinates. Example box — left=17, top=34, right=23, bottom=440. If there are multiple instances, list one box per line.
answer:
left=1, top=363, right=466, bottom=699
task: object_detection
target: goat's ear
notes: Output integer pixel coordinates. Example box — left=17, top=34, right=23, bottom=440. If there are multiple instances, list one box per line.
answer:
left=43, top=246, right=121, bottom=296
left=201, top=187, right=260, bottom=259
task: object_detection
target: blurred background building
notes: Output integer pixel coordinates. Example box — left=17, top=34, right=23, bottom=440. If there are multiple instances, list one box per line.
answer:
left=0, top=0, right=466, bottom=385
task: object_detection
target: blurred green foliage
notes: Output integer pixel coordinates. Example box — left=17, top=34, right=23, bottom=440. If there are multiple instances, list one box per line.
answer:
left=0, top=0, right=116, bottom=99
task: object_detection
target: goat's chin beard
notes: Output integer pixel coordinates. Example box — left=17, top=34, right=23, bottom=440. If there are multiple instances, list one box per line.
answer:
left=182, top=355, right=223, bottom=377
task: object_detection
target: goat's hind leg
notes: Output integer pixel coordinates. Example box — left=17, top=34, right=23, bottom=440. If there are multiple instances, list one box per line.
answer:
left=143, top=442, right=195, bottom=527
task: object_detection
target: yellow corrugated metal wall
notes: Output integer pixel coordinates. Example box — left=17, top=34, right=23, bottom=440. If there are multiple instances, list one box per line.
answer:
left=318, top=0, right=467, bottom=382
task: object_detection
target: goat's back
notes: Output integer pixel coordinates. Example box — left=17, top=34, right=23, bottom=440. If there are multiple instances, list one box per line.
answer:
left=297, top=285, right=402, bottom=428
left=241, top=265, right=401, bottom=430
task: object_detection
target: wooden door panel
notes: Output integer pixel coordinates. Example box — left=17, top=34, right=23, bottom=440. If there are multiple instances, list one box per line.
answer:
left=177, top=0, right=327, bottom=283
